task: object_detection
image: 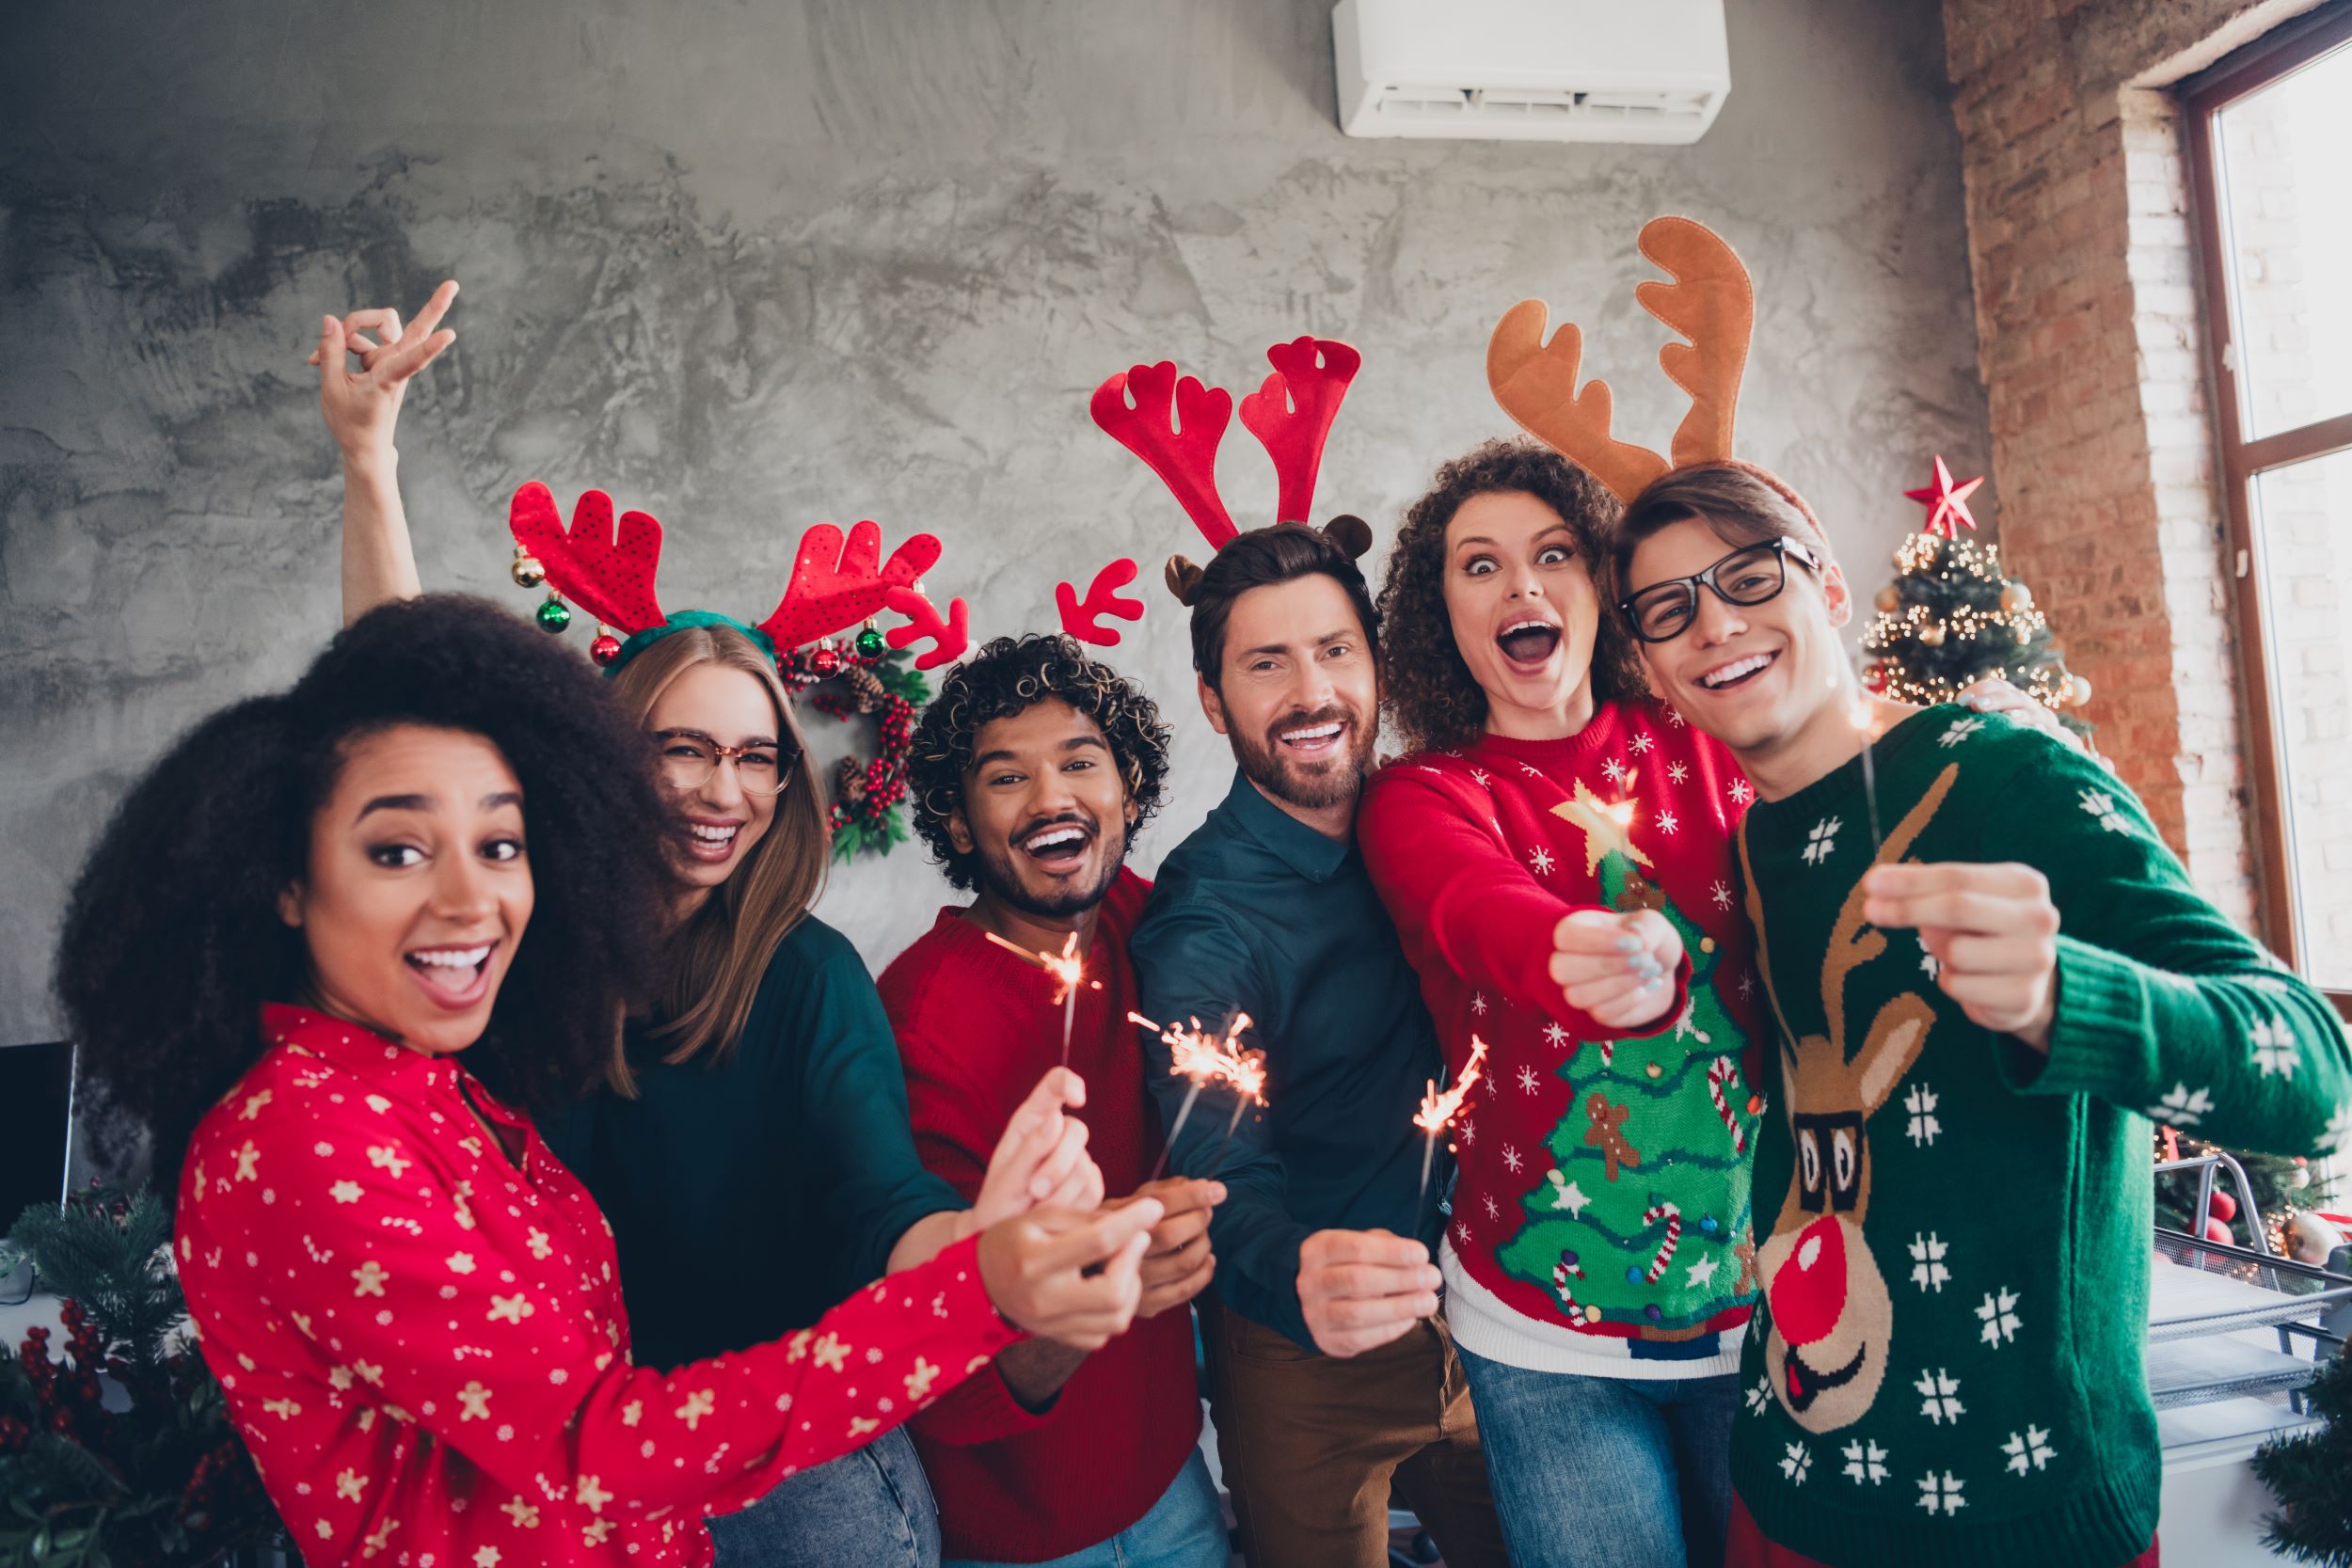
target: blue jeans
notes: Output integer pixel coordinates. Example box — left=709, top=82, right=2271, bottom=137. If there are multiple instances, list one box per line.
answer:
left=943, top=1449, right=1227, bottom=1568
left=709, top=1422, right=940, bottom=1568
left=1455, top=1345, right=1738, bottom=1568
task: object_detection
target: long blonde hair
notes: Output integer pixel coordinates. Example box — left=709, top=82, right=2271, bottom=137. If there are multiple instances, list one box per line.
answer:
left=606, top=625, right=829, bottom=1093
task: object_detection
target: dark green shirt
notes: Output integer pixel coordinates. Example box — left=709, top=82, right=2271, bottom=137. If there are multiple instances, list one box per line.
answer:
left=543, top=915, right=963, bottom=1371
left=1130, top=768, right=1449, bottom=1350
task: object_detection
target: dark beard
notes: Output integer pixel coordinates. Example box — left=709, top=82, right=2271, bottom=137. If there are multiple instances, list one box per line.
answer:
left=1229, top=704, right=1374, bottom=812
left=971, top=814, right=1132, bottom=920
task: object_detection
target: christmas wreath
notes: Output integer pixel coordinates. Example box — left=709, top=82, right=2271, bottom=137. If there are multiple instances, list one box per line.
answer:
left=777, top=640, right=929, bottom=861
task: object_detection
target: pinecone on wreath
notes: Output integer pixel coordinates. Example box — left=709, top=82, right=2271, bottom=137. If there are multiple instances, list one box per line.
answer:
left=834, top=755, right=869, bottom=808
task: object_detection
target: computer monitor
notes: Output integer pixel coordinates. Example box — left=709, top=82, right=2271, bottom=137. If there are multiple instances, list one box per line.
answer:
left=0, top=1040, right=76, bottom=1230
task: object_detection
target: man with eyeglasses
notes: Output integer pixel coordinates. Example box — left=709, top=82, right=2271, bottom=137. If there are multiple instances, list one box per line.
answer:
left=1606, top=462, right=2351, bottom=1568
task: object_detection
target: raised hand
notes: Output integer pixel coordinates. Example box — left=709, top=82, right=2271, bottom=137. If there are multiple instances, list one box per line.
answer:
left=1955, top=677, right=2087, bottom=755
left=977, top=1199, right=1163, bottom=1351
left=1863, top=861, right=2058, bottom=1052
left=1296, top=1227, right=1440, bottom=1358
left=309, top=279, right=459, bottom=468
left=1549, top=907, right=1683, bottom=1032
left=1120, top=1177, right=1223, bottom=1318
left=970, top=1069, right=1104, bottom=1231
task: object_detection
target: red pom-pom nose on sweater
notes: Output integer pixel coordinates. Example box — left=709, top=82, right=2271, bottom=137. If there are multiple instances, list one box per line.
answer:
left=1770, top=1215, right=1849, bottom=1347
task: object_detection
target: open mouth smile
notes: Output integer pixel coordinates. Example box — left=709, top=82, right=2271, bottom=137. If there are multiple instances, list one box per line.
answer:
left=1021, top=821, right=1094, bottom=871
left=1697, top=650, right=1779, bottom=691
left=1496, top=617, right=1563, bottom=669
left=1781, top=1338, right=1867, bottom=1413
left=1277, top=720, right=1346, bottom=758
left=685, top=818, right=744, bottom=864
left=405, top=942, right=498, bottom=1010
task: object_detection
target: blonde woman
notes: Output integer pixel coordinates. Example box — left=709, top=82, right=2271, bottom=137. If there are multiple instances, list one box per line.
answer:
left=310, top=285, right=1104, bottom=1568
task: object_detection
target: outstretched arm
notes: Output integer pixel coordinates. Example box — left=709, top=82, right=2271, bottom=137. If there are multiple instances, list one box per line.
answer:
left=307, top=279, right=458, bottom=622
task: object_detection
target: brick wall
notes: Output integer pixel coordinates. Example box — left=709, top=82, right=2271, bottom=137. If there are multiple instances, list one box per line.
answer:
left=1938, top=0, right=2332, bottom=933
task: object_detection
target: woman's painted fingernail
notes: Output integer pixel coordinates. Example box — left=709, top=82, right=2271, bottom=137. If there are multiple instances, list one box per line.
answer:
left=1615, top=935, right=1643, bottom=953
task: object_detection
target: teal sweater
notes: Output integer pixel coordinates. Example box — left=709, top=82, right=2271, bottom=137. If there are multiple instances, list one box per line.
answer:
left=1731, top=706, right=2350, bottom=1568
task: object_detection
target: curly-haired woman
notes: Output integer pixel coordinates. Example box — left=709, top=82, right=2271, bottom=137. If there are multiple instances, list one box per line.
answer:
left=310, top=291, right=1108, bottom=1567
left=880, top=633, right=1232, bottom=1568
left=1356, top=438, right=1771, bottom=1568
left=57, top=594, right=1166, bottom=1568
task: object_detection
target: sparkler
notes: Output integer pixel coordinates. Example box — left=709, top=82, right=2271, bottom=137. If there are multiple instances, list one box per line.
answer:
left=1133, top=1011, right=1266, bottom=1181
left=1414, top=1035, right=1490, bottom=1216
left=985, top=928, right=1098, bottom=1067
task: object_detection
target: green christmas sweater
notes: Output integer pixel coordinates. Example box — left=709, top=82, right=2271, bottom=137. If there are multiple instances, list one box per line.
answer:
left=1732, top=705, right=2352, bottom=1568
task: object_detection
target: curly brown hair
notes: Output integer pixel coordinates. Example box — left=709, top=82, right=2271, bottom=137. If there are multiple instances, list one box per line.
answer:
left=908, top=633, right=1173, bottom=892
left=1375, top=439, right=1646, bottom=753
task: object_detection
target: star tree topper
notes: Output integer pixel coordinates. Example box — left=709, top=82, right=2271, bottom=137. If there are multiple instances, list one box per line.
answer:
left=1553, top=778, right=1655, bottom=877
left=1904, top=455, right=1985, bottom=539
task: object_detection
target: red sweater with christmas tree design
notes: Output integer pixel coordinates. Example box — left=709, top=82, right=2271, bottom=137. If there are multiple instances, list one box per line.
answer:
left=1359, top=696, right=1768, bottom=1377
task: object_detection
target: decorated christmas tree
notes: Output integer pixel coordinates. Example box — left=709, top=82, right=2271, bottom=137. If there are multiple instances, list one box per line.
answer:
left=2153, top=1126, right=2341, bottom=1261
left=1860, top=457, right=2093, bottom=736
left=1493, top=821, right=1762, bottom=1337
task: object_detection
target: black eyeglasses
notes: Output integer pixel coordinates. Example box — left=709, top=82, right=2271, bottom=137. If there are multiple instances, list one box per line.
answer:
left=1618, top=537, right=1821, bottom=644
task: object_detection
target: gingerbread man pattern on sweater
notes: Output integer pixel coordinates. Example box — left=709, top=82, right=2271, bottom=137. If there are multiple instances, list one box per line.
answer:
left=175, top=1005, right=1019, bottom=1568
left=1359, top=697, right=1768, bottom=1378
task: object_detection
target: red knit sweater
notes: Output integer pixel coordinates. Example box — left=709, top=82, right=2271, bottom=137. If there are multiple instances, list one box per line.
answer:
left=879, top=870, right=1200, bottom=1563
left=1359, top=699, right=1768, bottom=1375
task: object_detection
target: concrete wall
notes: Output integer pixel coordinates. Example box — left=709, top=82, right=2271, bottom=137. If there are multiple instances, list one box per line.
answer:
left=0, top=0, right=1989, bottom=1038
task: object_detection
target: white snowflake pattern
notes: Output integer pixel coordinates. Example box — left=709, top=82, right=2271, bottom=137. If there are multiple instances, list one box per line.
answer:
left=2322, top=1105, right=2352, bottom=1155
left=1908, top=1232, right=1950, bottom=1293
left=1745, top=1376, right=1772, bottom=1416
left=1543, top=1022, right=1570, bottom=1050
left=1470, top=991, right=1489, bottom=1017
left=1454, top=1220, right=1472, bottom=1247
left=1916, top=1368, right=1965, bottom=1424
left=1482, top=1193, right=1500, bottom=1220
left=1630, top=733, right=1655, bottom=754
left=1470, top=768, right=1492, bottom=788
left=2001, top=1426, right=2057, bottom=1476
left=1657, top=811, right=1681, bottom=834
left=1518, top=761, right=1546, bottom=779
left=1780, top=1442, right=1813, bottom=1486
left=1710, top=879, right=1734, bottom=911
left=1502, top=1145, right=1523, bottom=1174
left=1666, top=707, right=1686, bottom=727
left=1939, top=717, right=1987, bottom=748
left=1842, top=1439, right=1891, bottom=1486
left=1802, top=817, right=1842, bottom=865
left=2077, top=788, right=2131, bottom=833
left=2250, top=1017, right=2299, bottom=1079
left=1904, top=1084, right=1941, bottom=1148
left=1668, top=761, right=1692, bottom=785
left=1528, top=846, right=1557, bottom=877
left=1739, top=972, right=1756, bottom=999
left=2149, top=1083, right=2215, bottom=1127
left=1976, top=1288, right=2023, bottom=1347
left=1920, top=947, right=1942, bottom=982
left=1729, top=780, right=1754, bottom=805
left=1916, top=1470, right=1967, bottom=1517
left=1517, top=1065, right=1541, bottom=1095
left=1458, top=1117, right=1476, bottom=1146
left=1602, top=757, right=1629, bottom=785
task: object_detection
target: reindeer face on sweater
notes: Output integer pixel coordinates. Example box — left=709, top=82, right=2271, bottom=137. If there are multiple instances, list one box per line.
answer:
left=1741, top=764, right=1958, bottom=1436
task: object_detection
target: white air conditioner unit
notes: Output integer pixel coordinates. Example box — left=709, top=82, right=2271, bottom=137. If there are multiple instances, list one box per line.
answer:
left=1333, top=0, right=1731, bottom=145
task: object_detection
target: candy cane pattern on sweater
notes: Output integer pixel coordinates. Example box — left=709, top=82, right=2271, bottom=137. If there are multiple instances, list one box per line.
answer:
left=1552, top=1251, right=1588, bottom=1318
left=1642, top=1201, right=1683, bottom=1283
left=1708, top=1054, right=1746, bottom=1154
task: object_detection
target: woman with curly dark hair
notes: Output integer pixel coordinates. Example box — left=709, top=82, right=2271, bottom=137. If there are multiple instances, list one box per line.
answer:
left=1357, top=438, right=1769, bottom=1568
left=55, top=594, right=1163, bottom=1568
left=309, top=295, right=1121, bottom=1568
left=881, top=634, right=1231, bottom=1568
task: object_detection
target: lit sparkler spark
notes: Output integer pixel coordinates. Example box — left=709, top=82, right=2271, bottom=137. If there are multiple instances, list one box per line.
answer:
left=986, top=928, right=1099, bottom=1067
left=1134, top=1010, right=1267, bottom=1180
left=1416, top=1035, right=1490, bottom=1210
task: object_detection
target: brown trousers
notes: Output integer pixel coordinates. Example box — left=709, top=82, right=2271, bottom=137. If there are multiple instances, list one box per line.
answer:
left=1200, top=1297, right=1506, bottom=1568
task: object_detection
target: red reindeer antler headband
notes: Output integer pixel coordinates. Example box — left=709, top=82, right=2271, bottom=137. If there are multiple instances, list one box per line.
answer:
left=1058, top=336, right=1372, bottom=646
left=507, top=483, right=971, bottom=672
